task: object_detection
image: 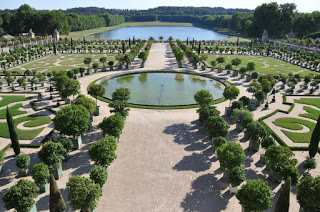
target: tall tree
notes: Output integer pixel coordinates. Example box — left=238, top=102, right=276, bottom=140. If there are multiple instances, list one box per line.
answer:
left=50, top=174, right=66, bottom=212
left=6, top=107, right=20, bottom=155
left=309, top=115, right=320, bottom=158
left=274, top=176, right=291, bottom=212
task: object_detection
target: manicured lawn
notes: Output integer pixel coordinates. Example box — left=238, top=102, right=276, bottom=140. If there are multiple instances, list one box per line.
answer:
left=8, top=54, right=117, bottom=73
left=273, top=117, right=316, bottom=143
left=300, top=106, right=320, bottom=121
left=207, top=55, right=311, bottom=76
left=0, top=103, right=27, bottom=119
left=0, top=115, right=52, bottom=140
left=0, top=95, right=29, bottom=107
left=295, top=98, right=320, bottom=109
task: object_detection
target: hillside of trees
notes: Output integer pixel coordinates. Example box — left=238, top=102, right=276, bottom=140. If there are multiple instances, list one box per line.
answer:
left=0, top=4, right=319, bottom=39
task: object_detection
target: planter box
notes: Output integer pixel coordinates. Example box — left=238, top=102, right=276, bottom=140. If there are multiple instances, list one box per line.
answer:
left=73, top=76, right=78, bottom=79
left=38, top=182, right=49, bottom=193
left=63, top=152, right=70, bottom=161
left=72, top=135, right=82, bottom=150
left=94, top=69, right=98, bottom=73
left=225, top=107, right=231, bottom=117
left=20, top=168, right=29, bottom=176
left=110, top=66, right=113, bottom=71
left=246, top=75, right=251, bottom=82
left=30, top=204, right=37, bottom=212
left=87, top=70, right=92, bottom=75
left=81, top=73, right=85, bottom=77
left=227, top=70, right=231, bottom=75
left=269, top=168, right=282, bottom=182
left=0, top=164, right=2, bottom=173
left=202, top=65, right=206, bottom=70
left=94, top=106, right=100, bottom=116
left=50, top=164, right=62, bottom=180
left=211, top=67, right=215, bottom=71
left=249, top=140, right=260, bottom=151
left=218, top=68, right=223, bottom=73
left=236, top=122, right=243, bottom=131
left=229, top=185, right=238, bottom=194
left=194, top=65, right=198, bottom=69
left=232, top=71, right=238, bottom=77
left=65, top=98, right=71, bottom=104
left=260, top=154, right=267, bottom=164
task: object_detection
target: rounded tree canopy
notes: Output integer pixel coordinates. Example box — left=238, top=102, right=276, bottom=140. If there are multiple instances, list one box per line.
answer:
left=88, top=84, right=106, bottom=98
left=223, top=85, right=240, bottom=103
left=2, top=179, right=39, bottom=211
left=194, top=89, right=214, bottom=106
left=265, top=145, right=297, bottom=172
left=88, top=136, right=117, bottom=167
left=216, top=142, right=245, bottom=170
left=98, top=113, right=124, bottom=137
left=53, top=104, right=90, bottom=136
left=16, top=153, right=30, bottom=169
left=236, top=179, right=272, bottom=212
left=31, top=162, right=50, bottom=184
left=297, top=176, right=320, bottom=210
left=90, top=165, right=108, bottom=187
left=205, top=115, right=229, bottom=139
left=112, top=87, right=131, bottom=102
left=227, top=166, right=246, bottom=186
left=67, top=175, right=102, bottom=211
left=38, top=141, right=66, bottom=168
left=74, top=95, right=96, bottom=114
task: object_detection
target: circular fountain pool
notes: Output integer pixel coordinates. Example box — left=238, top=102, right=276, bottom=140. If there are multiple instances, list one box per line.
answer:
left=99, top=71, right=226, bottom=106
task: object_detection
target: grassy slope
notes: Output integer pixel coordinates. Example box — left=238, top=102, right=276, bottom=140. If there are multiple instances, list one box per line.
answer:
left=273, top=117, right=316, bottom=143
left=0, top=103, right=27, bottom=119
left=0, top=95, right=28, bottom=107
left=0, top=115, right=51, bottom=140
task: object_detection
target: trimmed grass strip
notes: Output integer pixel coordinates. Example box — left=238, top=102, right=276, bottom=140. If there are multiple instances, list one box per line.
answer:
left=0, top=95, right=28, bottom=107
left=294, top=98, right=320, bottom=109
left=300, top=106, right=320, bottom=121
left=0, top=103, right=27, bottom=119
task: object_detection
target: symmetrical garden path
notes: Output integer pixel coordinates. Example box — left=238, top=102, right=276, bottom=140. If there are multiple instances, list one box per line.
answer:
left=144, top=43, right=178, bottom=70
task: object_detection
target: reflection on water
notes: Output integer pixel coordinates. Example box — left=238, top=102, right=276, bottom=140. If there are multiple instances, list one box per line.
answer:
left=116, top=75, right=135, bottom=84
left=101, top=72, right=225, bottom=105
left=138, top=73, right=148, bottom=82
left=175, top=73, right=184, bottom=82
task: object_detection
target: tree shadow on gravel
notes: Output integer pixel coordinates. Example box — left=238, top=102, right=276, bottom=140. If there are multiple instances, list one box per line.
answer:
left=181, top=173, right=230, bottom=212
left=173, top=152, right=213, bottom=172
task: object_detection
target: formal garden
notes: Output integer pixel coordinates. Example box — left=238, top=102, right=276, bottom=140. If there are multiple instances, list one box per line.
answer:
left=0, top=35, right=320, bottom=212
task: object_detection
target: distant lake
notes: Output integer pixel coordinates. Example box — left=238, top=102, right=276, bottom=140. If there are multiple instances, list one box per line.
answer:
left=93, top=26, right=229, bottom=40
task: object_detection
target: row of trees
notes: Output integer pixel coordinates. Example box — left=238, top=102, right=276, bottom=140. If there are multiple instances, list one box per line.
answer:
left=0, top=4, right=125, bottom=36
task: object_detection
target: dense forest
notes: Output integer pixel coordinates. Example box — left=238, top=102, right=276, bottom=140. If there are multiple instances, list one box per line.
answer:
left=0, top=5, right=125, bottom=36
left=0, top=3, right=320, bottom=39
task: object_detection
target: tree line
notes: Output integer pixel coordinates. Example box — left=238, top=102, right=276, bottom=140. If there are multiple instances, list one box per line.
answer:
left=0, top=4, right=125, bottom=36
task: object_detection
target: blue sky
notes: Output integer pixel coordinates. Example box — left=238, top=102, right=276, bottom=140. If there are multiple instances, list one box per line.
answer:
left=0, top=0, right=319, bottom=13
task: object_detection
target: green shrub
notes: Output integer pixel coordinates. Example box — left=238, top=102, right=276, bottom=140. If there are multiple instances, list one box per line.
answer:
left=90, top=165, right=108, bottom=187
left=31, top=162, right=50, bottom=184
left=38, top=141, right=66, bottom=168
left=217, top=142, right=245, bottom=170
left=205, top=116, right=229, bottom=140
left=227, top=166, right=246, bottom=186
left=280, top=164, right=300, bottom=185
left=56, top=137, right=74, bottom=153
left=303, top=158, right=317, bottom=171
left=16, top=154, right=30, bottom=169
left=88, top=136, right=117, bottom=167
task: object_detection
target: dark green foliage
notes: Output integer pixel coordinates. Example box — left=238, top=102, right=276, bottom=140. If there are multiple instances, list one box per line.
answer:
left=280, top=165, right=299, bottom=185
left=31, top=162, right=50, bottom=184
left=244, top=121, right=268, bottom=144
left=109, top=100, right=130, bottom=117
left=50, top=174, right=66, bottom=212
left=6, top=107, right=20, bottom=155
left=53, top=104, right=90, bottom=137
left=236, top=179, right=272, bottom=212
left=74, top=95, right=96, bottom=114
left=56, top=137, right=74, bottom=153
left=204, top=115, right=229, bottom=139
left=88, top=136, right=117, bottom=166
left=261, top=136, right=276, bottom=149
left=265, top=146, right=297, bottom=172
left=194, top=89, right=213, bottom=106
left=309, top=115, right=320, bottom=158
left=98, top=113, right=124, bottom=137
left=211, top=136, right=227, bottom=150
left=230, top=100, right=243, bottom=113
left=88, top=84, right=106, bottom=105
left=67, top=175, right=101, bottom=211
left=196, top=105, right=220, bottom=123
left=16, top=153, right=30, bottom=169
left=2, top=179, right=39, bottom=211
left=217, top=142, right=246, bottom=170
left=90, top=165, right=108, bottom=187
left=303, top=158, right=317, bottom=171
left=38, top=141, right=66, bottom=168
left=112, top=87, right=131, bottom=102
left=274, top=177, right=291, bottom=212
left=297, top=176, right=320, bottom=211
left=239, top=96, right=251, bottom=107
left=223, top=85, right=240, bottom=107
left=227, top=166, right=246, bottom=186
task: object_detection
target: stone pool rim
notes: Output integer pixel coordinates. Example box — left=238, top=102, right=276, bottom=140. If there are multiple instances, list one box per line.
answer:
left=93, top=70, right=229, bottom=108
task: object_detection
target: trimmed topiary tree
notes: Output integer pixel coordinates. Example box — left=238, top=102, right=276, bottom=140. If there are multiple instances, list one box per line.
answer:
left=6, top=107, right=20, bottom=155
left=2, top=179, right=39, bottom=212
left=274, top=176, right=291, bottom=212
left=196, top=105, right=220, bottom=123
left=280, top=164, right=300, bottom=186
left=204, top=116, right=229, bottom=140
left=236, top=179, right=272, bottom=212
left=109, top=100, right=130, bottom=117
left=67, top=175, right=102, bottom=212
left=53, top=104, right=90, bottom=137
left=210, top=136, right=227, bottom=151
left=31, top=162, right=50, bottom=192
left=112, top=87, right=131, bottom=102
left=88, top=84, right=106, bottom=106
left=50, top=174, right=66, bottom=212
left=55, top=137, right=74, bottom=160
left=227, top=166, right=246, bottom=193
left=88, top=136, right=117, bottom=167
left=303, top=158, right=317, bottom=172
left=244, top=121, right=268, bottom=151
left=217, top=142, right=246, bottom=170
left=90, top=165, right=108, bottom=188
left=223, top=85, right=240, bottom=107
left=194, top=89, right=214, bottom=107
left=297, top=176, right=320, bottom=211
left=74, top=95, right=96, bottom=115
left=16, top=153, right=30, bottom=176
left=309, top=115, right=320, bottom=158
left=98, top=113, right=124, bottom=138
